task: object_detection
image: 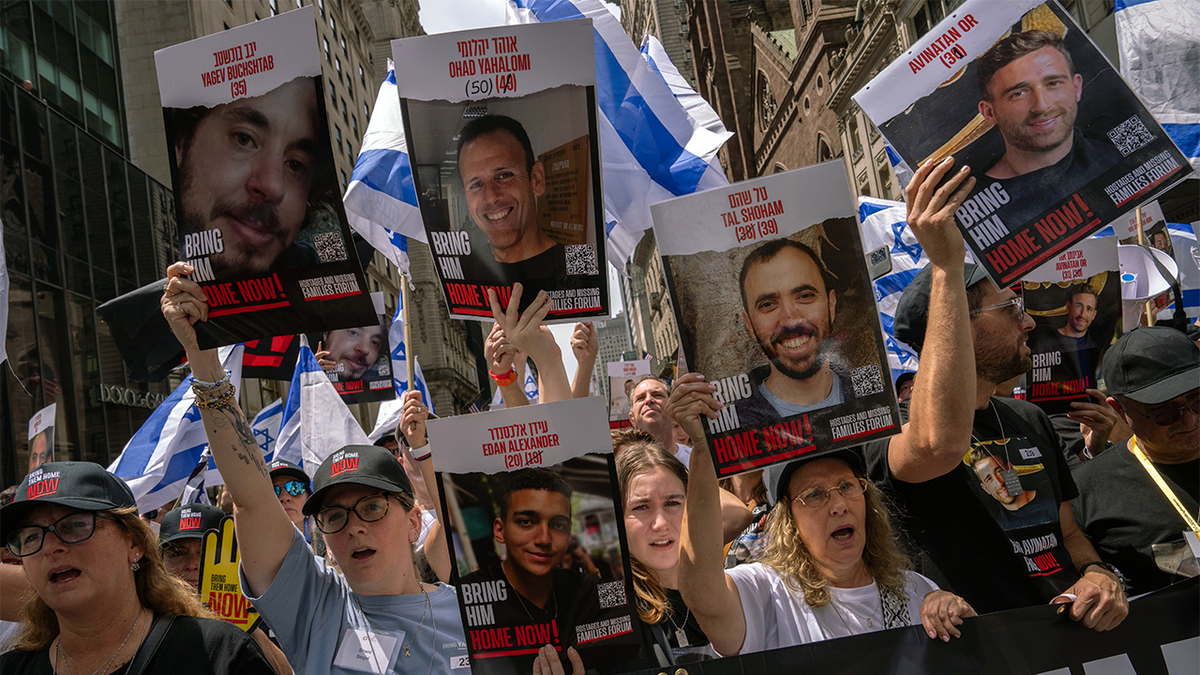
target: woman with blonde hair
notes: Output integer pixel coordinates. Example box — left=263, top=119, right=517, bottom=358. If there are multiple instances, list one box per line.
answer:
left=0, top=462, right=273, bottom=674
left=616, top=441, right=717, bottom=666
left=669, top=373, right=977, bottom=655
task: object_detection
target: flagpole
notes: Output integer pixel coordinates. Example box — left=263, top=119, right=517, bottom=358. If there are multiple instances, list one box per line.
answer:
left=401, top=272, right=417, bottom=432
left=1134, top=206, right=1156, bottom=327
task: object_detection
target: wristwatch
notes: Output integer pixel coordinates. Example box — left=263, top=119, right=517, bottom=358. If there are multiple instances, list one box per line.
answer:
left=1079, top=561, right=1127, bottom=593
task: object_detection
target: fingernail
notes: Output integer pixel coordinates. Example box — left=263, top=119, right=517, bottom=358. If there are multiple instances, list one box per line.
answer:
left=709, top=384, right=717, bottom=390
left=928, top=631, right=936, bottom=639
left=941, top=156, right=953, bottom=165
left=959, top=166, right=969, bottom=173
left=942, top=635, right=950, bottom=642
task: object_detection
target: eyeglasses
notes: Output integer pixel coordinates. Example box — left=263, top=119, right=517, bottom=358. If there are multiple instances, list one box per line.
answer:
left=1130, top=395, right=1200, bottom=426
left=6, top=511, right=112, bottom=557
left=791, top=478, right=868, bottom=508
left=969, top=296, right=1026, bottom=319
left=315, top=493, right=391, bottom=534
left=274, top=480, right=309, bottom=498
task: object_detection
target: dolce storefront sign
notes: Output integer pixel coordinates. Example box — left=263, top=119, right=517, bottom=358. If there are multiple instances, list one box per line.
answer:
left=96, top=384, right=168, bottom=409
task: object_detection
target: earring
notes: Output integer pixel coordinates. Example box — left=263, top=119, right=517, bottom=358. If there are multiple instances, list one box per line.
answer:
left=131, top=561, right=140, bottom=572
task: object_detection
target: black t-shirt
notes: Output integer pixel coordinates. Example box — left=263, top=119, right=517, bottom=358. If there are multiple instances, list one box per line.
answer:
left=864, top=396, right=1081, bottom=614
left=0, top=614, right=274, bottom=675
left=460, top=240, right=568, bottom=284
left=1072, top=444, right=1199, bottom=595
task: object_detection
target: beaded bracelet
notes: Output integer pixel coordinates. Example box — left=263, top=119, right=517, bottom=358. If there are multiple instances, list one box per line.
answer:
left=192, top=380, right=234, bottom=405
left=192, top=370, right=232, bottom=390
left=194, top=387, right=236, bottom=410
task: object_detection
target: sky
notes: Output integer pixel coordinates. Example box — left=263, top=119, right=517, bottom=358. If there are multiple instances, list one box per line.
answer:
left=415, top=0, right=625, bottom=385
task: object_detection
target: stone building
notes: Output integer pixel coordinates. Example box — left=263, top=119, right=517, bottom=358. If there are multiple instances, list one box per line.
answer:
left=589, top=311, right=634, bottom=403
left=620, top=0, right=696, bottom=88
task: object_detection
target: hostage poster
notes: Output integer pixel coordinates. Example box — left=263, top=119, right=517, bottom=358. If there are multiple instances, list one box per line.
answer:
left=650, top=161, right=900, bottom=477
left=392, top=20, right=609, bottom=322
left=607, top=360, right=650, bottom=429
left=1022, top=237, right=1120, bottom=414
left=26, top=403, right=55, bottom=475
left=427, top=398, right=642, bottom=675
left=155, top=7, right=376, bottom=349
left=853, top=0, right=1192, bottom=289
left=309, top=292, right=395, bottom=404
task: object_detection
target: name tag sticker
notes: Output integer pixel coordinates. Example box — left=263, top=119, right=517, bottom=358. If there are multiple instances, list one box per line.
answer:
left=1018, top=446, right=1042, bottom=460
left=451, top=654, right=471, bottom=670
left=333, top=628, right=399, bottom=674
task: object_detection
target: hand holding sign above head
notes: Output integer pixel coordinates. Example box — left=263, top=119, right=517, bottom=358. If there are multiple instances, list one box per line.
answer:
left=400, top=389, right=430, bottom=451
left=904, top=157, right=975, bottom=271
left=488, top=283, right=572, bottom=403
left=569, top=322, right=598, bottom=400
left=667, top=372, right=723, bottom=450
left=161, top=260, right=210, bottom=355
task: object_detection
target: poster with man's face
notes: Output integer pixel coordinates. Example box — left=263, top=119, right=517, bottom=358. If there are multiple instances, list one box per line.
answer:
left=1022, top=237, right=1121, bottom=414
left=156, top=7, right=376, bottom=349
left=307, top=292, right=394, bottom=404
left=27, top=403, right=55, bottom=475
left=607, top=361, right=649, bottom=429
left=854, top=0, right=1192, bottom=290
left=427, top=398, right=641, bottom=675
left=392, top=20, right=609, bottom=323
left=651, top=162, right=900, bottom=477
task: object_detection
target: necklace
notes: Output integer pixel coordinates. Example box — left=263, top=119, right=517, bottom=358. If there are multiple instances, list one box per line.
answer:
left=353, top=582, right=437, bottom=675
left=513, top=584, right=558, bottom=621
left=665, top=606, right=692, bottom=648
left=970, top=401, right=1024, bottom=497
left=55, top=608, right=145, bottom=675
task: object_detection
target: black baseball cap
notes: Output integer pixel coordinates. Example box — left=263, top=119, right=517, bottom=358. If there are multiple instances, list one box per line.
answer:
left=268, top=458, right=310, bottom=486
left=1, top=462, right=137, bottom=536
left=159, top=503, right=226, bottom=545
left=895, top=372, right=916, bottom=389
left=763, top=450, right=865, bottom=506
left=1103, top=326, right=1200, bottom=405
left=894, top=262, right=991, bottom=352
left=302, top=445, right=414, bottom=516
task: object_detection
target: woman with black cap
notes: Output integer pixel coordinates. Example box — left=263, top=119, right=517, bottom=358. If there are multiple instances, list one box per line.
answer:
left=668, top=373, right=977, bottom=655
left=0, top=462, right=274, bottom=675
left=160, top=262, right=469, bottom=674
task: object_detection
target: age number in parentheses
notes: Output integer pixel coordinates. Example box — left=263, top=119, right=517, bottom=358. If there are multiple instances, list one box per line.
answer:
left=464, top=74, right=518, bottom=98
left=465, top=78, right=492, bottom=97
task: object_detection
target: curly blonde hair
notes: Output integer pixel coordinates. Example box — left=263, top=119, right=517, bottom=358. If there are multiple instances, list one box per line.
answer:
left=11, top=506, right=206, bottom=652
left=758, top=469, right=911, bottom=608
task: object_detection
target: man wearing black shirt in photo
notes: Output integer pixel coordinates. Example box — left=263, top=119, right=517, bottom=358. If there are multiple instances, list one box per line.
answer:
left=861, top=157, right=1127, bottom=628
left=1073, top=327, right=1200, bottom=595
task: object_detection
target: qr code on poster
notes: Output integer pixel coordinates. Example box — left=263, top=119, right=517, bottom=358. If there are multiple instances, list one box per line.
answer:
left=1107, top=116, right=1154, bottom=157
left=598, top=581, right=626, bottom=609
left=313, top=232, right=347, bottom=263
left=566, top=244, right=598, bottom=275
left=851, top=364, right=884, bottom=398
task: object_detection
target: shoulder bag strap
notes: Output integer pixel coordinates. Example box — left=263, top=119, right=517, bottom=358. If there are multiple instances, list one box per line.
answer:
left=126, top=612, right=177, bottom=675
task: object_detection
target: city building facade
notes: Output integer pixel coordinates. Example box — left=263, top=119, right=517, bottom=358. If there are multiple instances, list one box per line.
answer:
left=589, top=310, right=633, bottom=403
left=620, top=0, right=696, bottom=88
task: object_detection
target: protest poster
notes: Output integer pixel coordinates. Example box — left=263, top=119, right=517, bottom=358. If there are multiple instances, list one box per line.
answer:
left=155, top=7, right=376, bottom=349
left=241, top=334, right=301, bottom=380
left=1022, top=237, right=1121, bottom=414
left=427, top=397, right=642, bottom=674
left=198, top=516, right=262, bottom=633
left=392, top=20, right=609, bottom=322
left=651, top=161, right=900, bottom=477
left=607, top=360, right=650, bottom=429
left=308, top=292, right=394, bottom=404
left=1114, top=199, right=1165, bottom=243
left=854, top=0, right=1193, bottom=289
left=26, top=403, right=55, bottom=475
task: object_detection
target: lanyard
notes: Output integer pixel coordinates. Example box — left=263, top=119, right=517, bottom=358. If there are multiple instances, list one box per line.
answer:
left=1129, top=436, right=1200, bottom=537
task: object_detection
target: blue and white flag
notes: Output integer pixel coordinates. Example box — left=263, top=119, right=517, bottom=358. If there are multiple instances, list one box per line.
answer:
left=109, top=345, right=244, bottom=512
left=369, top=292, right=434, bottom=442
left=506, top=0, right=731, bottom=266
left=884, top=144, right=914, bottom=191
left=858, top=198, right=925, bottom=384
left=275, top=337, right=371, bottom=470
left=1115, top=0, right=1200, bottom=171
left=179, top=445, right=212, bottom=506
left=251, top=397, right=284, bottom=462
left=342, top=60, right=421, bottom=278
left=489, top=361, right=540, bottom=410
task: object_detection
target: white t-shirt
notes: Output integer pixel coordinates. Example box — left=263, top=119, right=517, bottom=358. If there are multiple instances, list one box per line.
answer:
left=673, top=444, right=692, bottom=469
left=724, top=563, right=938, bottom=655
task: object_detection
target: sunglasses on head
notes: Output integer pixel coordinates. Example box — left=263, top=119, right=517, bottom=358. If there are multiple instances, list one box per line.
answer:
left=274, top=480, right=309, bottom=498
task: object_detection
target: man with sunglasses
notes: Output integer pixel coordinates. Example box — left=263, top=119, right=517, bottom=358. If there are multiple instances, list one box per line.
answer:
left=858, top=158, right=1127, bottom=631
left=1072, top=326, right=1199, bottom=594
left=268, top=459, right=311, bottom=535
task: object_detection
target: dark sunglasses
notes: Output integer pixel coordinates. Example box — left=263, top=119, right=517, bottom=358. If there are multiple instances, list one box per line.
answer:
left=274, top=480, right=309, bottom=498
left=6, top=511, right=114, bottom=557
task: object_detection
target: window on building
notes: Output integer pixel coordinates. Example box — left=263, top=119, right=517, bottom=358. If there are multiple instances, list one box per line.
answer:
left=225, top=0, right=233, bottom=7
left=347, top=143, right=353, bottom=161
left=341, top=37, right=347, bottom=56
left=757, top=71, right=776, bottom=131
left=335, top=125, right=342, bottom=152
left=772, top=163, right=787, bottom=174
left=336, top=57, right=342, bottom=77
left=878, top=164, right=894, bottom=200
left=323, top=38, right=330, bottom=63
left=346, top=80, right=353, bottom=101
left=352, top=115, right=359, bottom=139
left=359, top=66, right=366, bottom=88
left=330, top=16, right=336, bottom=34
left=254, top=13, right=261, bottom=21
left=858, top=172, right=871, bottom=197
left=341, top=98, right=348, bottom=125
left=364, top=102, right=370, bottom=119
left=912, top=0, right=965, bottom=39
left=849, top=116, right=862, bottom=158
left=270, top=0, right=279, bottom=15
left=341, top=169, right=347, bottom=189
left=318, top=0, right=325, bottom=17
left=818, top=136, right=833, bottom=162
left=223, top=22, right=230, bottom=30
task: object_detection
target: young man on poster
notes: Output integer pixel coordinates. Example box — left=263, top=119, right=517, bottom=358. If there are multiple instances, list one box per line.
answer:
left=456, top=115, right=567, bottom=281
left=967, top=30, right=1120, bottom=227
left=733, top=239, right=851, bottom=427
left=860, top=157, right=1127, bottom=626
left=26, top=432, right=51, bottom=474
left=1073, top=327, right=1199, bottom=595
left=1028, top=284, right=1102, bottom=385
left=968, top=445, right=1058, bottom=530
left=316, top=321, right=387, bottom=380
left=171, top=76, right=325, bottom=279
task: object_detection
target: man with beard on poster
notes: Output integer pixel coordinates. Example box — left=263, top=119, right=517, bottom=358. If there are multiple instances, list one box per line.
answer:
left=733, top=239, right=852, bottom=427
left=170, top=76, right=326, bottom=279
left=1029, top=284, right=1102, bottom=386
left=315, top=319, right=387, bottom=380
left=965, top=30, right=1120, bottom=228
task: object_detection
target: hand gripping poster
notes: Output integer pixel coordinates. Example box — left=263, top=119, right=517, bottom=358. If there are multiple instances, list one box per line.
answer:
left=155, top=7, right=376, bottom=349
left=1022, top=237, right=1121, bottom=415
left=854, top=0, right=1193, bottom=289
left=392, top=21, right=609, bottom=322
left=308, top=292, right=395, bottom=404
left=607, top=360, right=650, bottom=429
left=651, top=161, right=901, bottom=477
left=427, top=398, right=642, bottom=675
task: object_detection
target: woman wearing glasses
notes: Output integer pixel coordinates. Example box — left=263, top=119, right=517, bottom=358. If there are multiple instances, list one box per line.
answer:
left=159, top=261, right=469, bottom=674
left=0, top=462, right=274, bottom=675
left=668, top=372, right=977, bottom=655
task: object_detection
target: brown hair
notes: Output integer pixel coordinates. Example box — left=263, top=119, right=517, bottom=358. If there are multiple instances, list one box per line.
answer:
left=611, top=427, right=656, bottom=456
left=977, top=30, right=1076, bottom=102
left=758, top=466, right=911, bottom=608
left=11, top=507, right=206, bottom=652
left=615, top=441, right=689, bottom=625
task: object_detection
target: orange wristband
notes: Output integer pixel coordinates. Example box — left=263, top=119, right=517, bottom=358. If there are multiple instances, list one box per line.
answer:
left=490, top=367, right=519, bottom=386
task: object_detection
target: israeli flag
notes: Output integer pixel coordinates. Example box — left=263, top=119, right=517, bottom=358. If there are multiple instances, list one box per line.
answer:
left=1167, top=221, right=1200, bottom=317
left=343, top=60, right=421, bottom=279
left=109, top=345, right=244, bottom=512
left=179, top=445, right=213, bottom=506
left=884, top=144, right=914, bottom=191
left=858, top=198, right=927, bottom=383
left=251, top=398, right=284, bottom=462
left=275, top=338, right=370, bottom=470
left=1115, top=0, right=1200, bottom=170
left=489, top=362, right=540, bottom=410
left=506, top=0, right=731, bottom=266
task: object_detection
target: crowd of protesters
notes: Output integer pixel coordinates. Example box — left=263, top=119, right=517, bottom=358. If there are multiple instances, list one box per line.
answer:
left=1, top=163, right=1196, bottom=675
